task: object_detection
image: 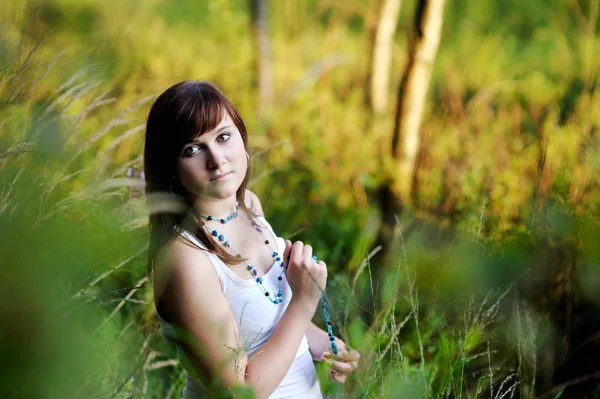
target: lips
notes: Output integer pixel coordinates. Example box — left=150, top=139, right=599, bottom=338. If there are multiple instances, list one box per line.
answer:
left=210, top=172, right=232, bottom=181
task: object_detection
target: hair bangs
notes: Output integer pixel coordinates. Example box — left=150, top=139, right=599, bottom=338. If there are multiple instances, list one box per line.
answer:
left=145, top=80, right=253, bottom=272
left=172, top=83, right=227, bottom=148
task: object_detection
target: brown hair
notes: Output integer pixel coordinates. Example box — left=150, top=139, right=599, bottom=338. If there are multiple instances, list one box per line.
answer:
left=143, top=80, right=253, bottom=275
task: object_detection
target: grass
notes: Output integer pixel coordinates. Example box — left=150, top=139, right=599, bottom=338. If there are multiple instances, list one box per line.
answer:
left=1, top=0, right=599, bottom=397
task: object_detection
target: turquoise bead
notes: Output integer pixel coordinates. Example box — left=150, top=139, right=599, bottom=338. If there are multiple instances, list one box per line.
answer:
left=198, top=204, right=299, bottom=309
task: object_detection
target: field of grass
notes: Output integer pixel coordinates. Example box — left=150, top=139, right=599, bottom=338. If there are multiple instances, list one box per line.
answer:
left=1, top=0, right=599, bottom=397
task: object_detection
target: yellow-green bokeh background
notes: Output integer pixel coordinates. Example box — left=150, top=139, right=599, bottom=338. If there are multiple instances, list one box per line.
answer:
left=1, top=0, right=599, bottom=397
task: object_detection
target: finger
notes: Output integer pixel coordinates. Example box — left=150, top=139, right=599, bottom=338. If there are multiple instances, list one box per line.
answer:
left=334, top=340, right=347, bottom=353
left=291, top=241, right=304, bottom=267
left=335, top=348, right=360, bottom=363
left=329, top=369, right=347, bottom=384
left=328, top=359, right=354, bottom=375
left=302, top=244, right=313, bottom=264
left=323, top=341, right=348, bottom=360
left=320, top=357, right=334, bottom=367
left=318, top=261, right=328, bottom=283
left=283, top=240, right=292, bottom=266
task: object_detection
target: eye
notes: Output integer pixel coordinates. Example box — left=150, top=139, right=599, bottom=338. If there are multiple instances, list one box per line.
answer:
left=217, top=133, right=231, bottom=142
left=182, top=145, right=201, bottom=156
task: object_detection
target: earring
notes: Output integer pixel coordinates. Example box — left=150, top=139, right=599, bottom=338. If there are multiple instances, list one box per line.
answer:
left=245, top=151, right=250, bottom=169
left=169, top=176, right=177, bottom=195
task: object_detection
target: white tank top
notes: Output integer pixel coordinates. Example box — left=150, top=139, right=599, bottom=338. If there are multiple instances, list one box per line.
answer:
left=157, top=216, right=322, bottom=399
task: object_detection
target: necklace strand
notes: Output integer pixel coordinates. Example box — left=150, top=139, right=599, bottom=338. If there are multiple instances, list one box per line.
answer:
left=202, top=221, right=286, bottom=304
left=320, top=291, right=338, bottom=354
left=195, top=203, right=239, bottom=224
left=195, top=209, right=339, bottom=355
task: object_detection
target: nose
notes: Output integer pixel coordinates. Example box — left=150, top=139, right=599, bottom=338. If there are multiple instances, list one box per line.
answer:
left=206, top=146, right=226, bottom=170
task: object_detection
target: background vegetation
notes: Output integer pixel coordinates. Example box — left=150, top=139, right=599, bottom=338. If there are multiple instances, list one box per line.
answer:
left=1, top=0, right=599, bottom=397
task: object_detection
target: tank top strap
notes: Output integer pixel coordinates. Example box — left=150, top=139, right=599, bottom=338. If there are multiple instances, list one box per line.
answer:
left=256, top=216, right=286, bottom=255
left=256, top=215, right=276, bottom=236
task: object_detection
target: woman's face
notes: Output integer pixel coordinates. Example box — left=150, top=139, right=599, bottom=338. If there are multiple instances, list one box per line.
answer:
left=176, top=112, right=247, bottom=202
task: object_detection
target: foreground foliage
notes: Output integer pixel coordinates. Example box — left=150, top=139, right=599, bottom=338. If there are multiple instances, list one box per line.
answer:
left=1, top=0, right=599, bottom=397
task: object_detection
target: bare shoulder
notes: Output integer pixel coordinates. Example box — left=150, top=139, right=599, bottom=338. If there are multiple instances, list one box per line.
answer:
left=153, top=236, right=225, bottom=323
left=154, top=236, right=248, bottom=383
left=244, top=189, right=265, bottom=217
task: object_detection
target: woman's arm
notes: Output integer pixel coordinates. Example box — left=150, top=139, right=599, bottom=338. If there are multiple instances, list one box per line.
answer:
left=157, top=240, right=248, bottom=387
left=306, top=321, right=344, bottom=360
left=244, top=295, right=315, bottom=396
left=306, top=322, right=361, bottom=384
left=241, top=190, right=337, bottom=391
left=158, top=239, right=316, bottom=398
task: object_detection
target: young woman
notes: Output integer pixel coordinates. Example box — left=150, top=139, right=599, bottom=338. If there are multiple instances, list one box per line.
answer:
left=144, top=81, right=359, bottom=398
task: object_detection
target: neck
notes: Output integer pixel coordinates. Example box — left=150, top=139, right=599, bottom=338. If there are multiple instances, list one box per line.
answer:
left=191, top=195, right=238, bottom=219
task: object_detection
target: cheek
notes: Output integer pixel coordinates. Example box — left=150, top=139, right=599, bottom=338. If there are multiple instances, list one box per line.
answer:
left=177, top=158, right=206, bottom=187
left=231, top=137, right=247, bottom=162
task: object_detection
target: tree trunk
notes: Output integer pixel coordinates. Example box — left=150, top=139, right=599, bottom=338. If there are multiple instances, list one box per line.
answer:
left=388, top=0, right=445, bottom=208
left=374, top=0, right=446, bottom=269
left=370, top=0, right=403, bottom=115
left=250, top=0, right=273, bottom=115
left=368, top=0, right=446, bottom=323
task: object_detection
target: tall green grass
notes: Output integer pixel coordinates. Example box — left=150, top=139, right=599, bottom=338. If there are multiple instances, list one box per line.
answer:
left=1, top=0, right=599, bottom=397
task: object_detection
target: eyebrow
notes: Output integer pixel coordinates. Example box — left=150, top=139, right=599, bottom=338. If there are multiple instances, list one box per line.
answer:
left=186, top=126, right=232, bottom=144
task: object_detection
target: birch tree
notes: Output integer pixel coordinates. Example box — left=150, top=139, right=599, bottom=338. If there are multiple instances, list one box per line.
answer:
left=376, top=0, right=446, bottom=254
left=390, top=0, right=445, bottom=205
left=370, top=0, right=403, bottom=115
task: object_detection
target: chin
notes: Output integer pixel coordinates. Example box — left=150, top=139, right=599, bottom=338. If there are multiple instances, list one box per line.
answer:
left=213, top=182, right=241, bottom=199
left=215, top=190, right=238, bottom=200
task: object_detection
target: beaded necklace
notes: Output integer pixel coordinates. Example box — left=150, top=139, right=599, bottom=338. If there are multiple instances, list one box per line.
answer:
left=194, top=206, right=338, bottom=354
left=195, top=204, right=239, bottom=224
left=202, top=220, right=287, bottom=304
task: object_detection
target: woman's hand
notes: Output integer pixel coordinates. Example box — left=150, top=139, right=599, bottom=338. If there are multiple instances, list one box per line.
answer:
left=283, top=240, right=328, bottom=312
left=320, top=340, right=360, bottom=384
